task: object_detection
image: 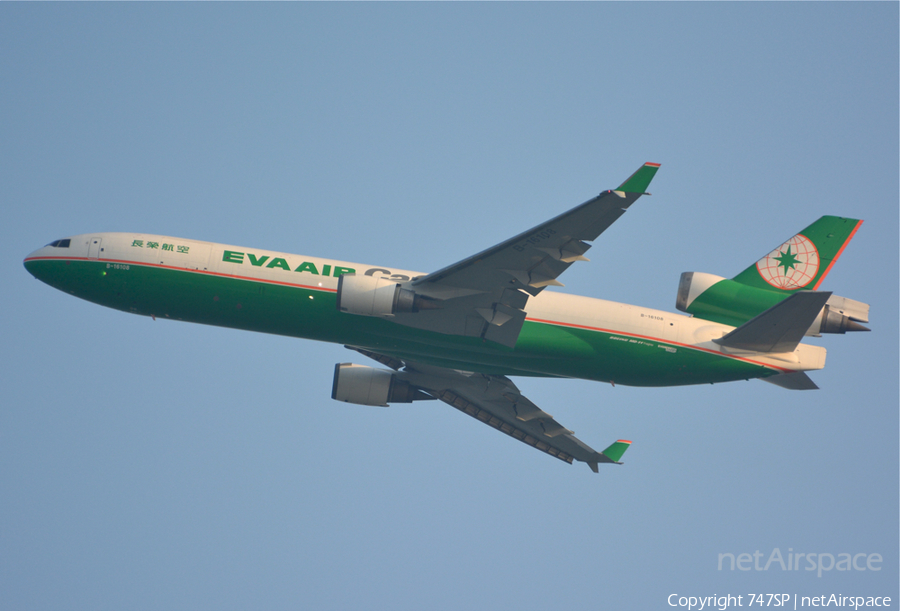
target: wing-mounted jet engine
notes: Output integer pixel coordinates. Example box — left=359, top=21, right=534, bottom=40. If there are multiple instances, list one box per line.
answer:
left=336, top=274, right=440, bottom=317
left=331, top=363, right=433, bottom=406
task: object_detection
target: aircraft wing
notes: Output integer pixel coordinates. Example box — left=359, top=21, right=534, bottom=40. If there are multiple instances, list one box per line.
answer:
left=348, top=347, right=631, bottom=472
left=382, top=163, right=661, bottom=347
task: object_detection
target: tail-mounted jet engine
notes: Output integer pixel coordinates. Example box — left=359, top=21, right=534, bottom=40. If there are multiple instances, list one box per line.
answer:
left=809, top=297, right=871, bottom=334
left=331, top=363, right=433, bottom=407
left=675, top=272, right=869, bottom=337
left=336, top=273, right=438, bottom=318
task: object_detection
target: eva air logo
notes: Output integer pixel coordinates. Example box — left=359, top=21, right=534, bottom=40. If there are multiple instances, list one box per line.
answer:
left=756, top=234, right=820, bottom=290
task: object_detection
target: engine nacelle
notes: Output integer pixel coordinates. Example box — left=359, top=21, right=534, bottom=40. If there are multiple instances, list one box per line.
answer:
left=331, top=363, right=430, bottom=407
left=808, top=298, right=870, bottom=335
left=675, top=272, right=727, bottom=314
left=336, top=273, right=420, bottom=317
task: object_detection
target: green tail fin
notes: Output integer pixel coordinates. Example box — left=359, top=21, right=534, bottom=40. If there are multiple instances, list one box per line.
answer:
left=601, top=439, right=632, bottom=463
left=678, top=215, right=866, bottom=328
left=733, top=216, right=863, bottom=293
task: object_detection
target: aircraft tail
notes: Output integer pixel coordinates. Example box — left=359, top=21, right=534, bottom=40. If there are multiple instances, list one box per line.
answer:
left=676, top=216, right=869, bottom=334
left=732, top=216, right=863, bottom=293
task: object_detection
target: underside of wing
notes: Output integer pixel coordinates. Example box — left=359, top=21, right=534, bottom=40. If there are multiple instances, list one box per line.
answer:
left=339, top=347, right=631, bottom=472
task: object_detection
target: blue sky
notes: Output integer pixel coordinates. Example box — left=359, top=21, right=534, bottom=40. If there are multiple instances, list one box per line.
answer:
left=2, top=4, right=897, bottom=610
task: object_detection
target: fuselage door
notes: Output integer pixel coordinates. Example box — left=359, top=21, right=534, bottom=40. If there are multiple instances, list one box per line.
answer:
left=88, top=237, right=103, bottom=259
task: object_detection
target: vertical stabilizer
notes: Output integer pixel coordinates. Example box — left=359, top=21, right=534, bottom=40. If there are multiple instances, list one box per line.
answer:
left=733, top=216, right=863, bottom=293
left=678, top=216, right=868, bottom=329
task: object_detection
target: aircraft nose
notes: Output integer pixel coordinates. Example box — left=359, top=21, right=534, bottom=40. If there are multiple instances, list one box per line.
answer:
left=24, top=238, right=75, bottom=283
left=23, top=246, right=48, bottom=278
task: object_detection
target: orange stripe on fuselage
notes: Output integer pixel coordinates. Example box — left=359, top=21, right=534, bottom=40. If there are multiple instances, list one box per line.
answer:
left=27, top=256, right=792, bottom=373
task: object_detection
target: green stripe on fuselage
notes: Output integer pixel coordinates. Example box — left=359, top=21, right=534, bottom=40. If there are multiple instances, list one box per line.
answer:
left=24, top=258, right=773, bottom=388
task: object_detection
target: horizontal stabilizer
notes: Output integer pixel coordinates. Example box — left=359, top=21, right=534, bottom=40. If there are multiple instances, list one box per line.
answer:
left=761, top=371, right=819, bottom=390
left=714, top=291, right=832, bottom=353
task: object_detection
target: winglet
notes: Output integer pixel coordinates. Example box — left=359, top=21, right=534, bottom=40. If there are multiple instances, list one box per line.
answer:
left=616, top=163, right=660, bottom=194
left=587, top=439, right=632, bottom=471
left=601, top=439, right=632, bottom=463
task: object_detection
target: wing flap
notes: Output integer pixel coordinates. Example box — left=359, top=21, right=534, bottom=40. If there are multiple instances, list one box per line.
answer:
left=432, top=387, right=592, bottom=465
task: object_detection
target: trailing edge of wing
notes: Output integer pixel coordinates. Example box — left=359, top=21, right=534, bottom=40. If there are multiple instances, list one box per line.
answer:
left=413, top=162, right=661, bottom=296
left=348, top=346, right=626, bottom=472
left=713, top=290, right=832, bottom=353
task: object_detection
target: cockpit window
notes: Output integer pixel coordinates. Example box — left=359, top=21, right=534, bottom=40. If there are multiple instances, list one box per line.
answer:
left=46, top=239, right=71, bottom=248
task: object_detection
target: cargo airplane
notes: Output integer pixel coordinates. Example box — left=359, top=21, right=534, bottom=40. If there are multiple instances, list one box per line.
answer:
left=24, top=163, right=870, bottom=472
